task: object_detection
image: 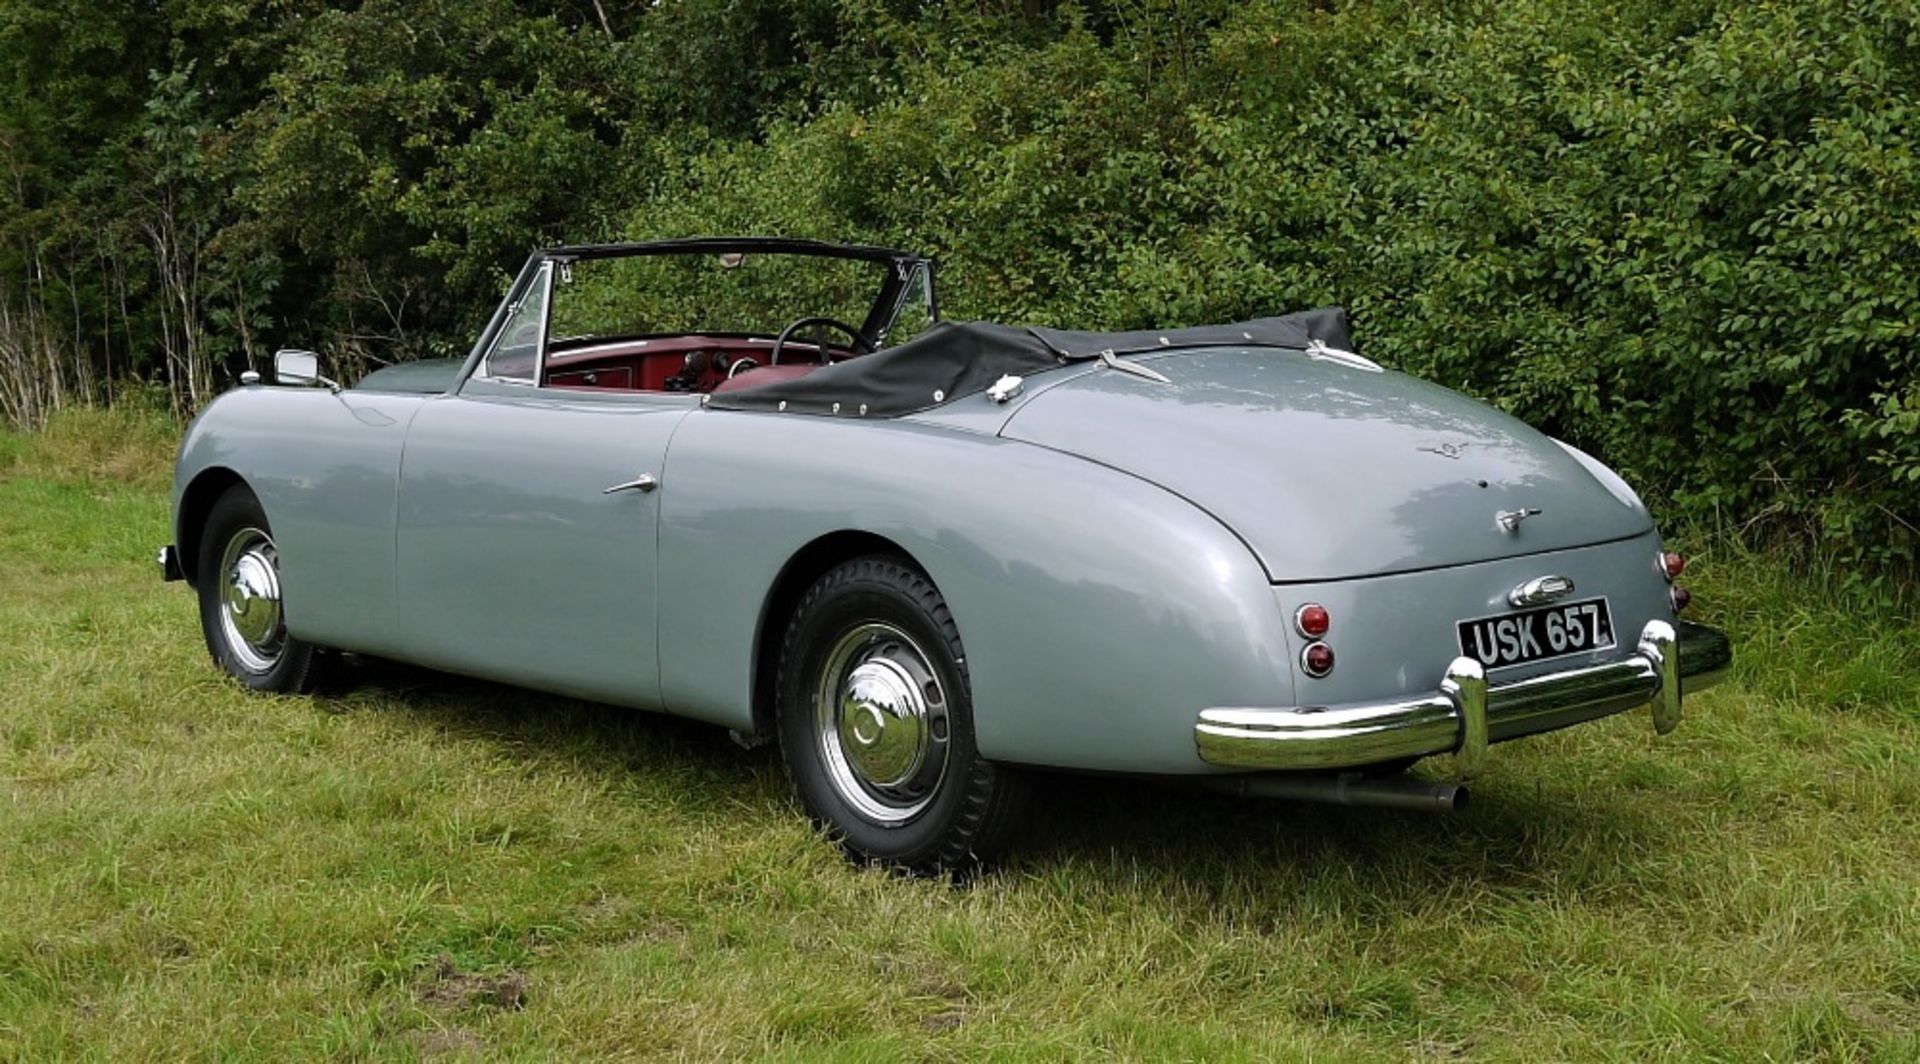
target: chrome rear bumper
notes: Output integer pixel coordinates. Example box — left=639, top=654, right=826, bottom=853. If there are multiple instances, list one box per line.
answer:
left=1195, top=620, right=1731, bottom=774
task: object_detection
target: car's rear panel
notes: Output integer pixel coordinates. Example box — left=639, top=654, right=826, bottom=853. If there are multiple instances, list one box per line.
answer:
left=983, top=342, right=1697, bottom=760
left=1264, top=530, right=1677, bottom=720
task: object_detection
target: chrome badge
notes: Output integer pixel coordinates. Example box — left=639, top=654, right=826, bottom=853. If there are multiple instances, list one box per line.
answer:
left=1508, top=574, right=1576, bottom=607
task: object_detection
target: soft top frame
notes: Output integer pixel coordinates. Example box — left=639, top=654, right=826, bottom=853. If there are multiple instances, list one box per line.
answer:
left=545, top=236, right=929, bottom=267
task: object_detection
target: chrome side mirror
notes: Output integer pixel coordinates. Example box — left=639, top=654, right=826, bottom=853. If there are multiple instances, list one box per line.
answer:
left=275, top=349, right=319, bottom=384
left=274, top=349, right=340, bottom=392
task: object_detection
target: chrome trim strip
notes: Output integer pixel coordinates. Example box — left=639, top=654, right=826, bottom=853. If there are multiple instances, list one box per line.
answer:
left=551, top=339, right=651, bottom=358
left=1195, top=620, right=1731, bottom=772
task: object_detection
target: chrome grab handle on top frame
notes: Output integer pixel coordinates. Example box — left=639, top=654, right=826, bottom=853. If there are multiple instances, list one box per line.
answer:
left=602, top=473, right=659, bottom=495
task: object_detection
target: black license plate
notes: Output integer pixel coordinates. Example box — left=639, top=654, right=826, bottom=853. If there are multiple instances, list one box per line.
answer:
left=1456, top=597, right=1615, bottom=670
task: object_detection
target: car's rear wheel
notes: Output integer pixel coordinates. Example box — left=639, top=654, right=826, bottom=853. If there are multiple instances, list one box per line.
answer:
left=776, top=555, right=1027, bottom=874
left=196, top=484, right=326, bottom=693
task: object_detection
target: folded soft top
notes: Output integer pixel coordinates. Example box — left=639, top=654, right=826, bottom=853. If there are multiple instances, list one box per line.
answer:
left=706, top=307, right=1355, bottom=417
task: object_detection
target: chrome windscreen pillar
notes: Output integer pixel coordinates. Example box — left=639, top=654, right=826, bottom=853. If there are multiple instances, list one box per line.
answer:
left=1441, top=657, right=1488, bottom=778
left=1638, top=619, right=1681, bottom=735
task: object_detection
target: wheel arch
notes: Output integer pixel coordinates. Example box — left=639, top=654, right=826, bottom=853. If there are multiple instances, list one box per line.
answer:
left=746, top=529, right=925, bottom=745
left=176, top=466, right=249, bottom=588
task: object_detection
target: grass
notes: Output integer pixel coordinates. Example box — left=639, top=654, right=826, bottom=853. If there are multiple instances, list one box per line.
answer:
left=1, top=407, right=1916, bottom=1061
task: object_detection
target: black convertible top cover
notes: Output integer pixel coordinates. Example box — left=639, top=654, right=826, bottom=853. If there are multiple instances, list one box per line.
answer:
left=707, top=307, right=1354, bottom=418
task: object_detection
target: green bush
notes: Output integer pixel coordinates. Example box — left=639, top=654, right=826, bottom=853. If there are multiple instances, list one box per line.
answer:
left=2, top=0, right=1914, bottom=571
left=627, top=0, right=1920, bottom=571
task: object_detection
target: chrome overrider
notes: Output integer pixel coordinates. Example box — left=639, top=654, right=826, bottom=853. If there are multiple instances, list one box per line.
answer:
left=1195, top=619, right=1732, bottom=774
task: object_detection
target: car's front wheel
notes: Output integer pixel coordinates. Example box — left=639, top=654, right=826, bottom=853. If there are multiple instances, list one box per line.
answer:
left=196, top=483, right=326, bottom=693
left=776, top=555, right=1027, bottom=874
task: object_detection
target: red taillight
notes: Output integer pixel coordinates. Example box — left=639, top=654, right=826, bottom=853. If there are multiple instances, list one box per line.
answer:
left=1301, top=642, right=1335, bottom=678
left=1660, top=552, right=1686, bottom=581
left=1670, top=586, right=1692, bottom=612
left=1294, top=603, right=1331, bottom=639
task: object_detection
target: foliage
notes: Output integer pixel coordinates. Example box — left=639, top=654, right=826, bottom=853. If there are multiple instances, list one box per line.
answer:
left=0, top=0, right=1914, bottom=569
left=551, top=253, right=893, bottom=340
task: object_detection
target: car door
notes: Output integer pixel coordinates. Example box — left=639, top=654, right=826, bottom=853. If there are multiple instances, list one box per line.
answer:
left=391, top=262, right=694, bottom=708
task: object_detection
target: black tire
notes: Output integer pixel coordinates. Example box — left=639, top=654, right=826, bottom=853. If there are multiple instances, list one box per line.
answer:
left=776, top=555, right=1028, bottom=874
left=196, top=483, right=326, bottom=693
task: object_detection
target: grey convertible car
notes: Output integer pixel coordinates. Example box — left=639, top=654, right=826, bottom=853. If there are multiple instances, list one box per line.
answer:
left=161, top=236, right=1731, bottom=872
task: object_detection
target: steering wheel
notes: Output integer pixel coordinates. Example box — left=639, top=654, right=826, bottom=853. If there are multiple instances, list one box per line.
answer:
left=770, top=316, right=874, bottom=366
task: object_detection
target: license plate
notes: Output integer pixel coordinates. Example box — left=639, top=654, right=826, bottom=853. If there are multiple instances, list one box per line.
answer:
left=1456, top=597, right=1615, bottom=670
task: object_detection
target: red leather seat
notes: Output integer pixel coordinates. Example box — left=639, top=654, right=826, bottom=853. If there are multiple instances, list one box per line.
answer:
left=710, top=362, right=821, bottom=394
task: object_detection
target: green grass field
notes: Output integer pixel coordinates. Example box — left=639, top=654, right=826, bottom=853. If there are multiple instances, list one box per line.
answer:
left=2, top=409, right=1915, bottom=1061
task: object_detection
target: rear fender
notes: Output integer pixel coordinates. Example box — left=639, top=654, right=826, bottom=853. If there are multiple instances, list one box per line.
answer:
left=657, top=410, right=1296, bottom=775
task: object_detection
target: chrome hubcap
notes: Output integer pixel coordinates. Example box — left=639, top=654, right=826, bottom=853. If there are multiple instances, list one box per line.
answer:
left=814, top=622, right=950, bottom=824
left=218, top=526, right=284, bottom=673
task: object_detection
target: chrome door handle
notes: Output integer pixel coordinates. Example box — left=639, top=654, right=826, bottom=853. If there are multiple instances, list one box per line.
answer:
left=602, top=473, right=659, bottom=495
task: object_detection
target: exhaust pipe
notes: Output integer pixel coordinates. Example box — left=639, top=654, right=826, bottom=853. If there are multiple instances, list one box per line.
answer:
left=1209, top=772, right=1468, bottom=813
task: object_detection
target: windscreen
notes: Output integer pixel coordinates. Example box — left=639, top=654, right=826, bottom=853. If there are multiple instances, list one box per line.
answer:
left=547, top=252, right=892, bottom=343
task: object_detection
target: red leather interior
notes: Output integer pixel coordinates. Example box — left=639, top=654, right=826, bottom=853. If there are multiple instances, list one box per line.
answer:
left=541, top=334, right=842, bottom=394
left=711, top=363, right=821, bottom=394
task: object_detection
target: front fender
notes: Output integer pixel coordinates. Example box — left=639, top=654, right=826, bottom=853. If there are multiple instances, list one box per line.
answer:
left=171, top=385, right=429, bottom=652
left=657, top=410, right=1297, bottom=775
